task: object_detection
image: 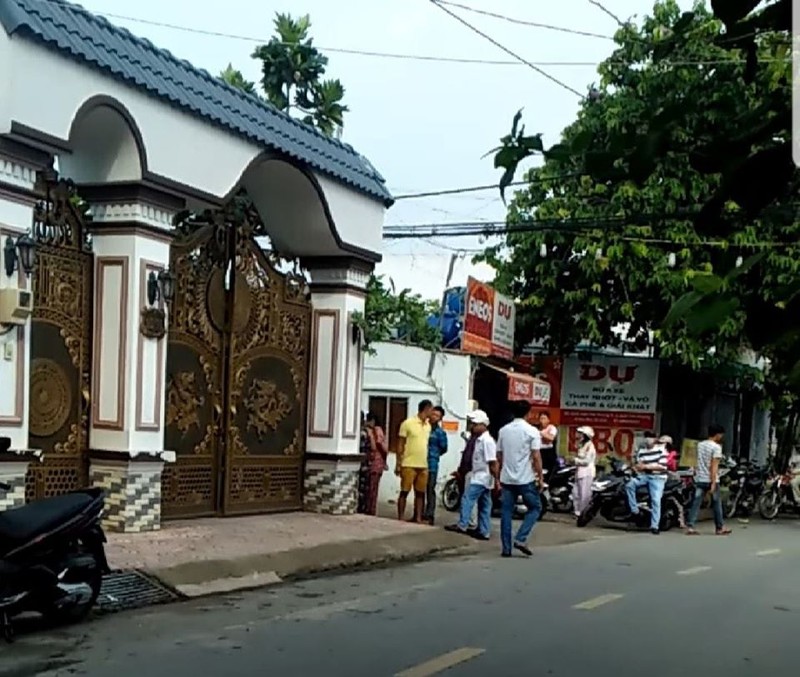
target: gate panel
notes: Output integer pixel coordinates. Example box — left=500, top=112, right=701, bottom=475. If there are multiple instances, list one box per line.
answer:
left=161, top=225, right=225, bottom=519
left=27, top=181, right=93, bottom=501
left=223, top=236, right=310, bottom=515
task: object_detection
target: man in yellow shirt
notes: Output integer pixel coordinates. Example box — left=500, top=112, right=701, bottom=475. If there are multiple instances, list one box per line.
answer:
left=396, top=399, right=433, bottom=523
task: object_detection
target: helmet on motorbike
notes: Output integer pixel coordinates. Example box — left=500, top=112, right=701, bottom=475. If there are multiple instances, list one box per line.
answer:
left=658, top=435, right=673, bottom=445
left=576, top=426, right=595, bottom=439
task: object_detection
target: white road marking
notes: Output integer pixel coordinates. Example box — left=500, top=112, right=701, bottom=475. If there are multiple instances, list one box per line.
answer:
left=572, top=593, right=624, bottom=610
left=756, top=548, right=782, bottom=557
left=676, top=566, right=712, bottom=576
left=395, top=647, right=486, bottom=677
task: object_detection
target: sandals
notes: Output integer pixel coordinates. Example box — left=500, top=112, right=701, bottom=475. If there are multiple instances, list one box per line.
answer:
left=715, top=528, right=732, bottom=536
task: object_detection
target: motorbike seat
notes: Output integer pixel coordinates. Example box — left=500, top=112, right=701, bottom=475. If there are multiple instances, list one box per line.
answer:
left=0, top=492, right=96, bottom=551
left=665, top=479, right=682, bottom=491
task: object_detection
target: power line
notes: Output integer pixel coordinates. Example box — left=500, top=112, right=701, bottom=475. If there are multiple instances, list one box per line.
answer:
left=394, top=172, right=585, bottom=200
left=428, top=0, right=585, bottom=98
left=587, top=0, right=627, bottom=28
left=96, top=10, right=783, bottom=69
left=435, top=1, right=613, bottom=40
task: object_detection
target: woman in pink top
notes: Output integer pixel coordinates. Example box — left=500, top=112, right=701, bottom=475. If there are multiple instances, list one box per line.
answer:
left=364, top=413, right=388, bottom=516
left=572, top=426, right=597, bottom=517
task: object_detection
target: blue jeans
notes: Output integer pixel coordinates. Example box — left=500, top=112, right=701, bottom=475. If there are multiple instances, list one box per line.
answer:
left=625, top=474, right=667, bottom=529
left=687, top=482, right=724, bottom=530
left=457, top=483, right=492, bottom=537
left=500, top=483, right=542, bottom=555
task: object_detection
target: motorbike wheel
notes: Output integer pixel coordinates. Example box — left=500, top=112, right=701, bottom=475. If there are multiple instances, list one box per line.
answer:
left=758, top=491, right=780, bottom=521
left=442, top=479, right=460, bottom=512
left=539, top=491, right=549, bottom=519
left=724, top=494, right=739, bottom=519
left=576, top=501, right=598, bottom=528
left=42, top=565, right=102, bottom=625
left=659, top=498, right=680, bottom=532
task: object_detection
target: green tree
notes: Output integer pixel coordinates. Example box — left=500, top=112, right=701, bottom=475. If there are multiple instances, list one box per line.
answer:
left=220, top=19, right=438, bottom=354
left=487, top=0, right=798, bottom=460
left=353, top=276, right=442, bottom=355
left=219, top=63, right=259, bottom=97
left=251, top=13, right=348, bottom=136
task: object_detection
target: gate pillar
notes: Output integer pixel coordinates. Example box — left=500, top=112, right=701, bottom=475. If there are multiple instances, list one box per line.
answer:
left=302, top=258, right=371, bottom=515
left=81, top=185, right=181, bottom=532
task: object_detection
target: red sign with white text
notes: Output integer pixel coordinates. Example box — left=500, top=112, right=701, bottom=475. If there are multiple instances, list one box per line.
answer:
left=462, top=277, right=515, bottom=359
left=565, top=425, right=639, bottom=460
left=507, top=375, right=551, bottom=405
left=560, top=409, right=655, bottom=429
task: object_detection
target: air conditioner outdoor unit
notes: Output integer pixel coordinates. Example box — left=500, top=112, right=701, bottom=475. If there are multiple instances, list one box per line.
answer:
left=0, top=287, right=33, bottom=325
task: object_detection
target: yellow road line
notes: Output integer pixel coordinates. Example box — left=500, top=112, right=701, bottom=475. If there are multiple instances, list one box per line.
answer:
left=756, top=548, right=781, bottom=557
left=572, top=593, right=624, bottom=610
left=676, top=566, right=712, bottom=576
left=395, top=647, right=486, bottom=677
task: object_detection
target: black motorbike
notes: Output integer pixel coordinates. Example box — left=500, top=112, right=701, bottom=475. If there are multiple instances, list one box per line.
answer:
left=545, top=464, right=576, bottom=513
left=442, top=471, right=549, bottom=520
left=0, top=453, right=110, bottom=640
left=724, top=460, right=768, bottom=518
left=576, top=459, right=684, bottom=531
left=758, top=471, right=800, bottom=519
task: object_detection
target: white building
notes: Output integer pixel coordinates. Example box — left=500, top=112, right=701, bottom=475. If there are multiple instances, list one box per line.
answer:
left=361, top=343, right=473, bottom=511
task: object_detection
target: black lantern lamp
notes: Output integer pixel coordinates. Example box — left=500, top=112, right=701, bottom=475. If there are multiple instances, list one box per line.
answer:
left=3, top=233, right=36, bottom=278
left=146, top=268, right=176, bottom=307
left=157, top=268, right=175, bottom=304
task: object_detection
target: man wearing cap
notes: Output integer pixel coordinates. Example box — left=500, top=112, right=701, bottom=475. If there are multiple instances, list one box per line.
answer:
left=445, top=410, right=498, bottom=541
left=625, top=431, right=669, bottom=534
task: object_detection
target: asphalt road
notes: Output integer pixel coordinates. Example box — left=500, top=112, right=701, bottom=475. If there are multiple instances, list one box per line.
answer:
left=3, top=519, right=799, bottom=677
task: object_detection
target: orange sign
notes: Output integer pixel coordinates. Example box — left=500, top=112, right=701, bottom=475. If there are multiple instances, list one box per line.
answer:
left=441, top=420, right=460, bottom=433
left=462, top=277, right=515, bottom=359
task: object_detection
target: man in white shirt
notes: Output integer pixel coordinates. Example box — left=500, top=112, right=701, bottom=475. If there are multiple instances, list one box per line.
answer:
left=498, top=400, right=544, bottom=557
left=685, top=424, right=731, bottom=535
left=445, top=410, right=498, bottom=541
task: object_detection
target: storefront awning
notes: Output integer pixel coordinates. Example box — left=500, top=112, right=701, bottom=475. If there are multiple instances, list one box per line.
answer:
left=481, top=363, right=552, bottom=405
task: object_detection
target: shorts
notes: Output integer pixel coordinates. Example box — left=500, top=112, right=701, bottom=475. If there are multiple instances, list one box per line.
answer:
left=400, top=467, right=429, bottom=494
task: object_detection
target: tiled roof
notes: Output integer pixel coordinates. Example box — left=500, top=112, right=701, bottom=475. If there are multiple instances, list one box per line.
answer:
left=0, top=0, right=393, bottom=205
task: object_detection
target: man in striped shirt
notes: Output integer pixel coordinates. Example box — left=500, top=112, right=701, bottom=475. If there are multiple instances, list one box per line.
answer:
left=625, top=432, right=669, bottom=534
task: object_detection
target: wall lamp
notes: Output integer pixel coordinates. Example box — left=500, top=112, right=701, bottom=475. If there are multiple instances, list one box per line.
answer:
left=140, top=267, right=176, bottom=341
left=3, top=233, right=36, bottom=278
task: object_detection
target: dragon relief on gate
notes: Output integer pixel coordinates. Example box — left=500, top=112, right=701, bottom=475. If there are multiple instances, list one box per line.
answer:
left=245, top=379, right=292, bottom=440
left=166, top=371, right=204, bottom=436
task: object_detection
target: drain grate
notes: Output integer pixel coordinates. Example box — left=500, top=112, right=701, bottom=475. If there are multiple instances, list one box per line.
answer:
left=97, top=570, right=182, bottom=614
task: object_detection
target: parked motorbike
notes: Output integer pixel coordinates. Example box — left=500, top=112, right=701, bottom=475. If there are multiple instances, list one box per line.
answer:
left=0, top=449, right=110, bottom=641
left=576, top=459, right=684, bottom=531
left=724, top=460, right=768, bottom=518
left=442, top=471, right=549, bottom=520
left=545, top=464, right=576, bottom=514
left=758, top=472, right=800, bottom=520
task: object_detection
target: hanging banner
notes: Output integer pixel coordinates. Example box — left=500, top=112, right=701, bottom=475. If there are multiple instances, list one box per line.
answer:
left=560, top=355, right=659, bottom=429
left=507, top=374, right=551, bottom=405
left=461, top=277, right=515, bottom=359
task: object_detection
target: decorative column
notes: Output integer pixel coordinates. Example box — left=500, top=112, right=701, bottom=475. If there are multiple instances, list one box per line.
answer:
left=0, top=139, right=44, bottom=507
left=302, top=258, right=372, bottom=515
left=80, top=183, right=180, bottom=531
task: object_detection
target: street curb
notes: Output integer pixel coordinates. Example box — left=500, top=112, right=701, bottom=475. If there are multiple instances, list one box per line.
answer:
left=147, top=530, right=479, bottom=598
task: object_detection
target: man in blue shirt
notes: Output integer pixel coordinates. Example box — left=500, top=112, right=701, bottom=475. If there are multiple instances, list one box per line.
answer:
left=423, top=406, right=449, bottom=525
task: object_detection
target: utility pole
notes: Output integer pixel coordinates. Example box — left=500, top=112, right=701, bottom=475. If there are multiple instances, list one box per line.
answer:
left=427, top=252, right=459, bottom=378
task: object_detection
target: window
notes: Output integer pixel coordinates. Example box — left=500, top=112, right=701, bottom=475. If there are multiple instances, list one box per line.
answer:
left=368, top=396, right=409, bottom=453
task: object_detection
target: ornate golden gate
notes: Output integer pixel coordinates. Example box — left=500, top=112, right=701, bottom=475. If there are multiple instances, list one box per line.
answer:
left=162, top=199, right=311, bottom=519
left=26, top=176, right=93, bottom=501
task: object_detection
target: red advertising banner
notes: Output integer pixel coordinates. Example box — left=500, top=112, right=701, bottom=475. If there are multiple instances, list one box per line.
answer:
left=507, top=374, right=551, bottom=405
left=462, top=277, right=515, bottom=359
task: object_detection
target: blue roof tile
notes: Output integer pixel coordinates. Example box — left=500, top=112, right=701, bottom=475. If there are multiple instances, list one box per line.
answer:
left=0, top=0, right=393, bottom=205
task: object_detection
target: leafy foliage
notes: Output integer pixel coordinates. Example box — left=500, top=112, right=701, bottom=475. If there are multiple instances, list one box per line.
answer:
left=250, top=13, right=348, bottom=136
left=219, top=63, right=259, bottom=97
left=483, top=0, right=797, bottom=397
left=353, top=276, right=442, bottom=355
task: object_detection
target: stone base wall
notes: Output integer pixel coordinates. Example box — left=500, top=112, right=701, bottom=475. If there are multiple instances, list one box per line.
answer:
left=90, top=460, right=163, bottom=533
left=0, top=459, right=32, bottom=512
left=0, top=474, right=27, bottom=511
left=303, top=457, right=361, bottom=515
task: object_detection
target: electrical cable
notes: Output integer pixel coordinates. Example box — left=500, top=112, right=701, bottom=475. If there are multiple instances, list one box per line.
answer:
left=428, top=0, right=585, bottom=98
left=92, top=10, right=786, bottom=69
left=435, top=1, right=614, bottom=40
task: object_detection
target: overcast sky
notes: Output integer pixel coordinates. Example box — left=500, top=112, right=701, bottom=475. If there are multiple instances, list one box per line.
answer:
left=82, top=0, right=688, bottom=300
